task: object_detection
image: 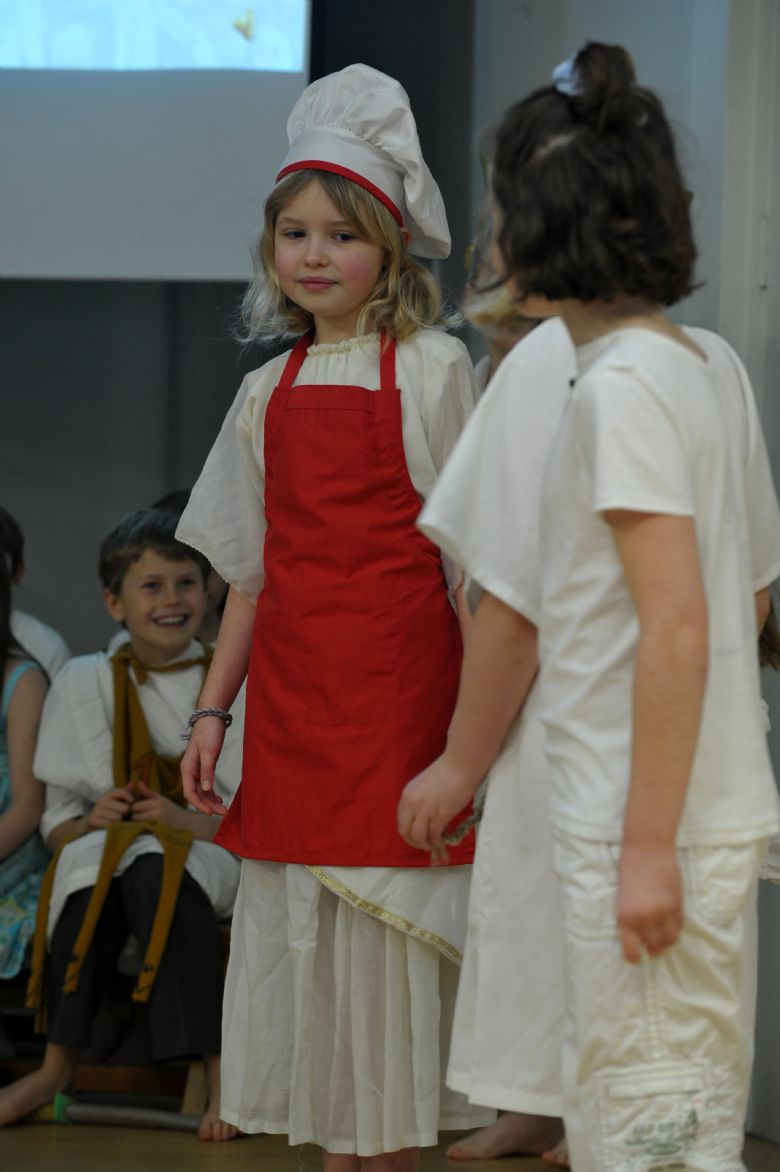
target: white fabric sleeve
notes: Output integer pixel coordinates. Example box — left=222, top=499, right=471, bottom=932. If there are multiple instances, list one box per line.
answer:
left=415, top=334, right=479, bottom=475
left=403, top=333, right=478, bottom=593
left=35, top=659, right=106, bottom=839
left=419, top=318, right=576, bottom=625
left=40, top=784, right=88, bottom=843
left=177, top=368, right=276, bottom=604
left=577, top=369, right=696, bottom=517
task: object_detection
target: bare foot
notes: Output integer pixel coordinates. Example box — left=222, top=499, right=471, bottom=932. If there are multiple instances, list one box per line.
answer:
left=198, top=1055, right=239, bottom=1142
left=322, top=1154, right=360, bottom=1171
left=0, top=1044, right=75, bottom=1127
left=446, top=1112, right=564, bottom=1160
left=542, top=1136, right=569, bottom=1167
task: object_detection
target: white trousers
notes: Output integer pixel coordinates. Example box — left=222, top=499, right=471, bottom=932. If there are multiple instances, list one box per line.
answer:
left=553, top=833, right=764, bottom=1172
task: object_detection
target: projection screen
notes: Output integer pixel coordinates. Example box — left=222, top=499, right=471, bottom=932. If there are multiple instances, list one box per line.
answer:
left=0, top=0, right=311, bottom=280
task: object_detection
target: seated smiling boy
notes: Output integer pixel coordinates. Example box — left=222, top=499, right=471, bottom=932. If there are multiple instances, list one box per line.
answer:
left=0, top=510, right=244, bottom=1141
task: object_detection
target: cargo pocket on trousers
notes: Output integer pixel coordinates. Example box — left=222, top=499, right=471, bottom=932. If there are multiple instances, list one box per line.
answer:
left=596, top=1060, right=705, bottom=1171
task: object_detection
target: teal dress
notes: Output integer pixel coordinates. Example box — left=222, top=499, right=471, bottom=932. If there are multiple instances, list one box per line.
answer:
left=0, top=661, right=50, bottom=978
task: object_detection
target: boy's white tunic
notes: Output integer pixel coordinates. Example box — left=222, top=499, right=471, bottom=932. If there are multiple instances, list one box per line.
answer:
left=419, top=317, right=576, bottom=1114
left=35, top=641, right=244, bottom=938
left=177, top=330, right=493, bottom=1152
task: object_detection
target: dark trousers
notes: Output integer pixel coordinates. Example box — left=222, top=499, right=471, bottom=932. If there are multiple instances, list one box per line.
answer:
left=47, top=854, right=223, bottom=1060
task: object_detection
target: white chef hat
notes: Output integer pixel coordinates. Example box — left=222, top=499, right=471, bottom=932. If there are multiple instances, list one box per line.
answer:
left=276, top=64, right=450, bottom=259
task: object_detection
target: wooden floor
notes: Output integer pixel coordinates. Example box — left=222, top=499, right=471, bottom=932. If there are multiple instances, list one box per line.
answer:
left=1, top=1127, right=780, bottom=1171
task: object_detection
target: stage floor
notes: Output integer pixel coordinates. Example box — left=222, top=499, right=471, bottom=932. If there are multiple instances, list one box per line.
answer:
left=2, top=1126, right=780, bottom=1171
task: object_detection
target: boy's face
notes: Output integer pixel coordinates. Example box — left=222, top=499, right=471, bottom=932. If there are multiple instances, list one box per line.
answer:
left=103, top=549, right=206, bottom=665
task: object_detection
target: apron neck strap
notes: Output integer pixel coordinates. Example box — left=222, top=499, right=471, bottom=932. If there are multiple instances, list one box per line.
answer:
left=278, top=331, right=315, bottom=390
left=277, top=331, right=397, bottom=392
left=379, top=331, right=397, bottom=391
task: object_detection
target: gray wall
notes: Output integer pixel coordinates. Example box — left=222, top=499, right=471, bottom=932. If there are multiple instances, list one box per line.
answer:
left=1, top=280, right=269, bottom=652
left=1, top=0, right=475, bottom=656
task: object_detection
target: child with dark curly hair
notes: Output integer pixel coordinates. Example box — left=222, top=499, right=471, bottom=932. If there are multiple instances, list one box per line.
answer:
left=493, top=43, right=780, bottom=1172
left=403, top=41, right=780, bottom=1172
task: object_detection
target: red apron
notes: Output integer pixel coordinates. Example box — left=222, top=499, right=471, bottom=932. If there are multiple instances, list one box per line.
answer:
left=216, top=332, right=473, bottom=867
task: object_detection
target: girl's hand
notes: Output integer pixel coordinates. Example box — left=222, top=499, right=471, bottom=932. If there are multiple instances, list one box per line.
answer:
left=88, top=785, right=134, bottom=829
left=397, top=754, right=475, bottom=856
left=617, top=841, right=683, bottom=963
left=180, top=717, right=229, bottom=816
left=131, top=782, right=187, bottom=828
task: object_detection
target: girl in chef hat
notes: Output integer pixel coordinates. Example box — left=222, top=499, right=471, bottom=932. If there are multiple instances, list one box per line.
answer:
left=176, top=64, right=492, bottom=1170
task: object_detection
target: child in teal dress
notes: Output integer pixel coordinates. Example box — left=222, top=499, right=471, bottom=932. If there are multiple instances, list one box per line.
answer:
left=0, top=552, right=49, bottom=982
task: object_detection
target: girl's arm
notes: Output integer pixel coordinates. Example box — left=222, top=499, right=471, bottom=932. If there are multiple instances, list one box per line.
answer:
left=606, top=509, right=709, bottom=965
left=180, top=586, right=255, bottom=815
left=0, top=666, right=48, bottom=860
left=398, top=590, right=538, bottom=855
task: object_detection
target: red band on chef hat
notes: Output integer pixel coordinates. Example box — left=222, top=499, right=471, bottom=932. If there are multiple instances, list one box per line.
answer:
left=275, top=160, right=404, bottom=226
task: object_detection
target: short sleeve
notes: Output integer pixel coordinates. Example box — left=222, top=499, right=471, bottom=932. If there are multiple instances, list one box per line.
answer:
left=177, top=364, right=282, bottom=603
left=415, top=334, right=479, bottom=474
left=35, top=659, right=106, bottom=839
left=40, top=783, right=86, bottom=843
left=396, top=332, right=478, bottom=593
left=577, top=368, right=695, bottom=517
left=419, top=318, right=576, bottom=624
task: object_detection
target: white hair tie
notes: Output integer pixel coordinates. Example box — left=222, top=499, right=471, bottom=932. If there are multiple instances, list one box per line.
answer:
left=551, top=55, right=581, bottom=97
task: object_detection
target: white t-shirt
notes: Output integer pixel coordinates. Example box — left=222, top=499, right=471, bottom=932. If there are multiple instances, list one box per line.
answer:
left=11, top=609, right=70, bottom=678
left=177, top=329, right=478, bottom=601
left=419, top=317, right=577, bottom=622
left=539, top=326, right=780, bottom=846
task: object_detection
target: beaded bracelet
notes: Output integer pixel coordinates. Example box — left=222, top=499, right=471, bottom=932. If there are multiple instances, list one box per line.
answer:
left=180, top=707, right=233, bottom=741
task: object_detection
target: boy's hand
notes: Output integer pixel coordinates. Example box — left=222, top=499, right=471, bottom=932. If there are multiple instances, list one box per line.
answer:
left=397, top=755, right=475, bottom=856
left=617, top=841, right=683, bottom=963
left=131, top=782, right=188, bottom=828
left=88, top=785, right=134, bottom=829
left=180, top=718, right=229, bottom=816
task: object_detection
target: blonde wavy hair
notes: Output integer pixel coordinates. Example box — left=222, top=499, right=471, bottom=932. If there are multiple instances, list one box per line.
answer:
left=239, top=170, right=456, bottom=343
left=463, top=207, right=533, bottom=340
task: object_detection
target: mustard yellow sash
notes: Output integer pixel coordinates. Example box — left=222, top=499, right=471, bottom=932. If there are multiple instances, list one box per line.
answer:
left=26, top=643, right=212, bottom=1032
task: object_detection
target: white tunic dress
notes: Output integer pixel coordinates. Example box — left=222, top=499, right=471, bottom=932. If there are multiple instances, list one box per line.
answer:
left=178, top=329, right=493, bottom=1154
left=418, top=318, right=577, bottom=1114
left=35, top=642, right=244, bottom=937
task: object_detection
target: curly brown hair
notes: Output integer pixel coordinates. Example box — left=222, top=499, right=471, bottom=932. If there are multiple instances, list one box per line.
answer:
left=491, top=42, right=697, bottom=306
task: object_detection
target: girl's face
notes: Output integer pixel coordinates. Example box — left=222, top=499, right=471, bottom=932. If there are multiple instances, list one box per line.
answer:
left=274, top=180, right=385, bottom=344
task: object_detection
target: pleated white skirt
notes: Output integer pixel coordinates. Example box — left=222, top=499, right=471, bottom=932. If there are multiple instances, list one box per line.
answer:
left=220, top=859, right=493, bottom=1155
